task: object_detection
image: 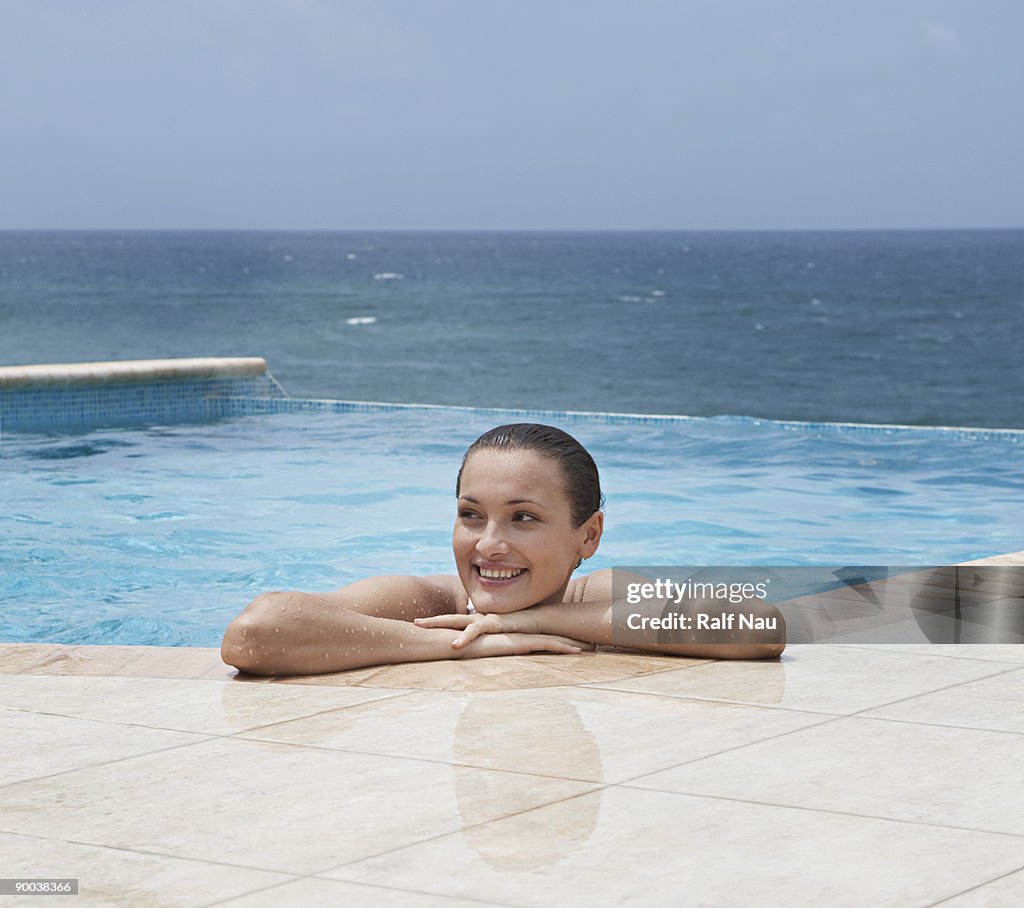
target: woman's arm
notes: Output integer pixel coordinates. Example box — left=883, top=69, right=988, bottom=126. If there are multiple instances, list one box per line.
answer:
left=221, top=576, right=591, bottom=677
left=416, top=570, right=786, bottom=660
left=492, top=598, right=785, bottom=659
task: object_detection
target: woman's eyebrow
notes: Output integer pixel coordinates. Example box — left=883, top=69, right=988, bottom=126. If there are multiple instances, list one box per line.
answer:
left=458, top=495, right=547, bottom=508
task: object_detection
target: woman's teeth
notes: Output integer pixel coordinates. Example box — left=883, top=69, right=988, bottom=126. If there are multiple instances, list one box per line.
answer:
left=478, top=567, right=525, bottom=580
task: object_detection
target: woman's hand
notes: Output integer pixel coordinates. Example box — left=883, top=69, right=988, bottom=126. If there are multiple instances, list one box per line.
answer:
left=413, top=611, right=529, bottom=648
left=413, top=610, right=593, bottom=655
left=451, top=630, right=595, bottom=659
left=414, top=611, right=553, bottom=650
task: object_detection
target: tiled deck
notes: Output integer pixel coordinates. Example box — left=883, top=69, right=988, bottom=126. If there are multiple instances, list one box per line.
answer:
left=4, top=633, right=1024, bottom=907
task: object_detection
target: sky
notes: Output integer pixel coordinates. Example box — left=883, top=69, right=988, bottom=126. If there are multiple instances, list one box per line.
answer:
left=1, top=0, right=1022, bottom=230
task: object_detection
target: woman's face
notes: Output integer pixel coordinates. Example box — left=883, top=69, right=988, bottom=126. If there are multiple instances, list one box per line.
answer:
left=453, top=448, right=603, bottom=613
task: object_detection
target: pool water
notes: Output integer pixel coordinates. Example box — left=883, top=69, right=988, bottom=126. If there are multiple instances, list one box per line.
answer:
left=2, top=409, right=1022, bottom=646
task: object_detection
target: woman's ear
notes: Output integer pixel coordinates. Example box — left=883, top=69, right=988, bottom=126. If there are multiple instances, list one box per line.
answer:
left=579, top=510, right=604, bottom=559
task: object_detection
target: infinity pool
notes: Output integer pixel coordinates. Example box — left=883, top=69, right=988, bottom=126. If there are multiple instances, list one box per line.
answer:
left=2, top=409, right=1021, bottom=646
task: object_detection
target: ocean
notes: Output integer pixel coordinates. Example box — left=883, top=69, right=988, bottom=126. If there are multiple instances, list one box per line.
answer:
left=1, top=230, right=1022, bottom=428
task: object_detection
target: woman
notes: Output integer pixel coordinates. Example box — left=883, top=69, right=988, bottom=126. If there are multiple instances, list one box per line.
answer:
left=221, top=423, right=785, bottom=676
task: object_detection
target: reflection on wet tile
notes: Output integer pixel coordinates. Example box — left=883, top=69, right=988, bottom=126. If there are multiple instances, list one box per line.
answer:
left=273, top=651, right=700, bottom=691
left=0, top=737, right=597, bottom=875
left=863, top=666, right=1024, bottom=733
left=0, top=831, right=294, bottom=907
left=0, top=643, right=232, bottom=680
left=0, top=675, right=406, bottom=735
left=325, top=787, right=1024, bottom=907
left=591, top=644, right=1011, bottom=714
left=240, top=686, right=826, bottom=783
left=634, top=716, right=1024, bottom=835
left=0, top=708, right=207, bottom=786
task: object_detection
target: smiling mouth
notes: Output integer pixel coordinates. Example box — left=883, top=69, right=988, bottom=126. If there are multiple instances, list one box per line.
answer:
left=475, top=566, right=527, bottom=582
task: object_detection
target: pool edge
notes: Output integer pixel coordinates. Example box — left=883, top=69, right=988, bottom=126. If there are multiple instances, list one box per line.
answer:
left=4, top=550, right=1022, bottom=682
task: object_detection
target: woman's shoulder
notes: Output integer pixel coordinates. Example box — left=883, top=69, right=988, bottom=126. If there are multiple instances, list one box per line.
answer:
left=565, top=568, right=613, bottom=602
left=424, top=574, right=473, bottom=614
left=393, top=573, right=473, bottom=616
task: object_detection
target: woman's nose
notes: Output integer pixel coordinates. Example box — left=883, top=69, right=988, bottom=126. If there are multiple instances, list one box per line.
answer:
left=476, top=520, right=509, bottom=555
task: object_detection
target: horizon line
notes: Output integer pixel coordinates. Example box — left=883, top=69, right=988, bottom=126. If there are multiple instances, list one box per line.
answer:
left=1, top=225, right=1022, bottom=234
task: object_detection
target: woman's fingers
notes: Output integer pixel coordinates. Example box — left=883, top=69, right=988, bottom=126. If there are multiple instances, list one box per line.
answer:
left=519, top=634, right=595, bottom=654
left=451, top=621, right=489, bottom=649
left=413, top=613, right=499, bottom=648
left=570, top=638, right=598, bottom=652
left=541, top=640, right=583, bottom=653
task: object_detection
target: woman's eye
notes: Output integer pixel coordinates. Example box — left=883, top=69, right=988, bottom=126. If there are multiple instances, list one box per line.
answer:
left=514, top=512, right=538, bottom=522
left=458, top=510, right=481, bottom=520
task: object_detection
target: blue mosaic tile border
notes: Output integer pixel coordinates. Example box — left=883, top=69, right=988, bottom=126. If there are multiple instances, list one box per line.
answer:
left=2, top=369, right=1021, bottom=441
left=213, top=396, right=1024, bottom=442
left=1, top=374, right=286, bottom=432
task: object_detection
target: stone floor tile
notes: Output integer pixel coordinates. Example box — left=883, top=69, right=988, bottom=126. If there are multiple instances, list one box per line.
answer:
left=930, top=867, right=1024, bottom=906
left=0, top=675, right=407, bottom=736
left=632, top=715, right=1024, bottom=835
left=589, top=644, right=1011, bottom=714
left=0, top=737, right=597, bottom=876
left=834, top=643, right=1024, bottom=664
left=0, top=708, right=207, bottom=787
left=212, top=876, right=515, bottom=907
left=324, top=787, right=1024, bottom=908
left=0, top=644, right=233, bottom=680
left=863, top=666, right=1024, bottom=733
left=0, top=831, right=294, bottom=908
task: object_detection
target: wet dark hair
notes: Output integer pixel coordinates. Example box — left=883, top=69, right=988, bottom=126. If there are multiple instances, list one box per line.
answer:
left=455, top=423, right=604, bottom=528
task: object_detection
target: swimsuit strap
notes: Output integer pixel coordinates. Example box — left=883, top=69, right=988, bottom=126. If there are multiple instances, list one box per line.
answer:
left=466, top=598, right=476, bottom=615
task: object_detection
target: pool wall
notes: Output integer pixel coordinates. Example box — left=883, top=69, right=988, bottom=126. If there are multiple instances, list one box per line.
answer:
left=1, top=357, right=1022, bottom=441
left=0, top=358, right=286, bottom=432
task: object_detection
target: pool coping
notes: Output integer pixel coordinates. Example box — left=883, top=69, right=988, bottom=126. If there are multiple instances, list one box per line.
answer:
left=4, top=549, right=1021, bottom=686
left=0, top=357, right=269, bottom=389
